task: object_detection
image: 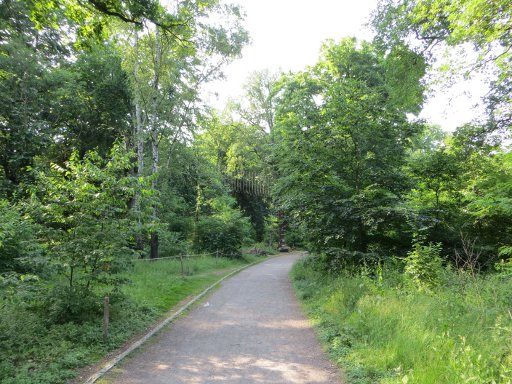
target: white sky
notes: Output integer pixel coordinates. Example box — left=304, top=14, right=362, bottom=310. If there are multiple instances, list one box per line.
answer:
left=205, top=0, right=487, bottom=131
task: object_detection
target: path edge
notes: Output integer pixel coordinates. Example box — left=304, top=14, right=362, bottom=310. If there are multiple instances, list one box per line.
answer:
left=82, top=256, right=274, bottom=384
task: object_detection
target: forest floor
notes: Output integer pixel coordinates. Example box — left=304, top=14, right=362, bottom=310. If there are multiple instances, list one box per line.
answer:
left=98, top=252, right=343, bottom=384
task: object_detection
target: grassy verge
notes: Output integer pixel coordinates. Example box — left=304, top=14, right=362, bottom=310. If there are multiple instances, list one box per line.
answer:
left=0, top=253, right=265, bottom=384
left=291, top=257, right=512, bottom=384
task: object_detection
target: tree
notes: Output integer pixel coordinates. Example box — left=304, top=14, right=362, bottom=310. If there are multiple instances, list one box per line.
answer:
left=403, top=122, right=505, bottom=266
left=0, top=200, right=42, bottom=276
left=467, top=152, right=512, bottom=264
left=0, top=1, right=134, bottom=192
left=26, top=0, right=187, bottom=42
left=232, top=69, right=282, bottom=133
left=196, top=113, right=271, bottom=241
left=113, top=0, right=248, bottom=258
left=46, top=43, right=133, bottom=158
left=371, top=0, right=512, bottom=130
left=273, top=38, right=424, bottom=260
left=26, top=144, right=144, bottom=321
left=406, top=140, right=463, bottom=245
left=0, top=0, right=67, bottom=192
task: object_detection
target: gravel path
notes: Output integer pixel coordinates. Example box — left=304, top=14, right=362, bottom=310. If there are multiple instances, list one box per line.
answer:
left=102, top=252, right=343, bottom=384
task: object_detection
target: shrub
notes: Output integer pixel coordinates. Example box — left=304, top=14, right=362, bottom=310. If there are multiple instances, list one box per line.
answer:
left=0, top=200, right=43, bottom=275
left=404, top=242, right=444, bottom=292
left=158, top=230, right=189, bottom=256
left=26, top=144, right=140, bottom=321
left=194, top=216, right=250, bottom=257
left=194, top=196, right=252, bottom=257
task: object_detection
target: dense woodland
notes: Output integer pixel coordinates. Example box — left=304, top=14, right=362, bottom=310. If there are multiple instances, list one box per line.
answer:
left=1, top=0, right=511, bottom=383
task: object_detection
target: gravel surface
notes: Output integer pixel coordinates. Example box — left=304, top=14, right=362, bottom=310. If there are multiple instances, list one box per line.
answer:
left=102, top=252, right=343, bottom=383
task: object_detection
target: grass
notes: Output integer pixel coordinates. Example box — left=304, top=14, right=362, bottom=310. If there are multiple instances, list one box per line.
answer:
left=123, top=255, right=259, bottom=311
left=0, top=253, right=265, bottom=384
left=291, top=256, right=512, bottom=384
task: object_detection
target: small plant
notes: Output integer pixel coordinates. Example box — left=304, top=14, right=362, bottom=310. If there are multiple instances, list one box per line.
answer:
left=404, top=241, right=443, bottom=292
left=454, top=233, right=485, bottom=275
left=497, top=246, right=512, bottom=275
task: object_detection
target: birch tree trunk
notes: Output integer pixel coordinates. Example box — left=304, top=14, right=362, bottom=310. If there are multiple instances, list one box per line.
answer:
left=132, top=29, right=145, bottom=252
left=149, top=27, right=161, bottom=259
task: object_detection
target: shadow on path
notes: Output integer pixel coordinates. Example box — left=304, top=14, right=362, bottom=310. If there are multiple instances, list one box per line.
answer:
left=102, top=253, right=342, bottom=384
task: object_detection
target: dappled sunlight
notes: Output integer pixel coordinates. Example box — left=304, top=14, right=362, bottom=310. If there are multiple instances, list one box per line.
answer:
left=258, top=319, right=311, bottom=330
left=105, top=254, right=340, bottom=383
left=133, top=354, right=335, bottom=384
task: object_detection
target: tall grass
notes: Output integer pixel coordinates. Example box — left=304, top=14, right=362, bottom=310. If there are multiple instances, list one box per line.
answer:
left=292, top=257, right=512, bottom=384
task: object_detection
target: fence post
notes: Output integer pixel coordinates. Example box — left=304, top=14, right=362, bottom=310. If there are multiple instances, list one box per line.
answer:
left=216, top=249, right=219, bottom=265
left=103, top=296, right=109, bottom=340
left=180, top=254, right=184, bottom=275
left=187, top=254, right=190, bottom=275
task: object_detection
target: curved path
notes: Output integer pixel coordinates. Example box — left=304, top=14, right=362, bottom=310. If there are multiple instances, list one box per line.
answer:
left=102, top=252, right=342, bottom=384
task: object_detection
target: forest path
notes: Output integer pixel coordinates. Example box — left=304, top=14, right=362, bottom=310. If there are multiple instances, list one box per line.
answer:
left=101, top=252, right=343, bottom=384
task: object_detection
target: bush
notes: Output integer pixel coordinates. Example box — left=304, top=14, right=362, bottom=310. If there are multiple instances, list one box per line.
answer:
left=194, top=216, right=250, bottom=257
left=194, top=196, right=252, bottom=257
left=158, top=230, right=189, bottom=256
left=404, top=242, right=444, bottom=292
left=0, top=200, right=43, bottom=275
left=26, top=144, right=141, bottom=320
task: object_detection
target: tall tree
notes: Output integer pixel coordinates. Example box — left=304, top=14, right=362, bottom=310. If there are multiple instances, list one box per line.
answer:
left=196, top=113, right=270, bottom=241
left=371, top=0, right=512, bottom=130
left=117, top=1, right=249, bottom=258
left=273, top=38, right=425, bottom=258
left=0, top=0, right=67, bottom=191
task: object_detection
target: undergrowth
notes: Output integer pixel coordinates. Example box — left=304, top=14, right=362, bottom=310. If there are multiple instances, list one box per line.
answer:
left=0, top=253, right=262, bottom=384
left=291, top=255, right=512, bottom=384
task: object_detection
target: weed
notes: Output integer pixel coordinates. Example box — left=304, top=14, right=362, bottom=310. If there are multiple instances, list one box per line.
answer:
left=292, top=255, right=512, bottom=384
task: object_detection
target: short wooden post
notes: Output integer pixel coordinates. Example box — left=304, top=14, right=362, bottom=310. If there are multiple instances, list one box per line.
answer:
left=103, top=296, right=109, bottom=340
left=180, top=254, right=184, bottom=275
left=187, top=254, right=190, bottom=275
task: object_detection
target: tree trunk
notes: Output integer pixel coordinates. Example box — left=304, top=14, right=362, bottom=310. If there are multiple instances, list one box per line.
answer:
left=277, top=210, right=288, bottom=252
left=149, top=28, right=161, bottom=259
left=133, top=29, right=145, bottom=252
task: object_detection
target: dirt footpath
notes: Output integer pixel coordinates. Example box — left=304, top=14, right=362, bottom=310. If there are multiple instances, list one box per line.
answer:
left=102, top=252, right=343, bottom=383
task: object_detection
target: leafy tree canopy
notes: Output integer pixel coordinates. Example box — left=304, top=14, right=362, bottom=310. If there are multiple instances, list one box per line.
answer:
left=371, top=0, right=512, bottom=129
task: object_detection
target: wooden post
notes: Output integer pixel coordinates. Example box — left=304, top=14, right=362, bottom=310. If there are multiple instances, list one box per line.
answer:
left=103, top=296, right=110, bottom=340
left=187, top=254, right=190, bottom=275
left=180, top=254, right=184, bottom=275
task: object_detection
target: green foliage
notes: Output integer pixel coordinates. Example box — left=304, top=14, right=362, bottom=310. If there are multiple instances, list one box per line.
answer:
left=371, top=0, right=512, bottom=129
left=0, top=200, right=43, bottom=275
left=196, top=113, right=272, bottom=242
left=404, top=242, right=443, bottom=292
left=0, top=0, right=61, bottom=190
left=273, top=38, right=423, bottom=258
left=194, top=196, right=252, bottom=257
left=48, top=43, right=133, bottom=157
left=26, top=143, right=141, bottom=322
left=292, top=256, right=512, bottom=384
left=466, top=151, right=512, bottom=259
left=402, top=123, right=507, bottom=267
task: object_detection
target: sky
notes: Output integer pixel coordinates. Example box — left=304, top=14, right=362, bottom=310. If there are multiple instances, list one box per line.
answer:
left=205, top=0, right=487, bottom=131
